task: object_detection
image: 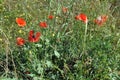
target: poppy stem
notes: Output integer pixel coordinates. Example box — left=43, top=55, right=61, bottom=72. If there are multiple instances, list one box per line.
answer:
left=80, top=22, right=88, bottom=58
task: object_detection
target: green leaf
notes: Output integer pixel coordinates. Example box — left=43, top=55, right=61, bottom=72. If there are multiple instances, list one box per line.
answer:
left=54, top=50, right=60, bottom=58
left=46, top=60, right=53, bottom=67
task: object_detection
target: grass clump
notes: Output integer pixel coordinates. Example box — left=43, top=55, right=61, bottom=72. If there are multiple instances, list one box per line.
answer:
left=0, top=0, right=120, bottom=80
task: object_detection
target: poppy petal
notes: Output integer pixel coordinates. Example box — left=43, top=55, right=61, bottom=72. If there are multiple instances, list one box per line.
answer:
left=29, top=30, right=34, bottom=37
left=28, top=30, right=41, bottom=42
left=62, top=7, right=68, bottom=13
left=75, top=13, right=88, bottom=23
left=35, top=32, right=41, bottom=39
left=16, top=37, right=25, bottom=46
left=39, top=22, right=48, bottom=28
left=16, top=18, right=26, bottom=27
left=48, top=15, right=54, bottom=19
left=94, top=15, right=108, bottom=26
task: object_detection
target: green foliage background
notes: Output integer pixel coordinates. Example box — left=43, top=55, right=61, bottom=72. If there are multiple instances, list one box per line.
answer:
left=0, top=0, right=120, bottom=80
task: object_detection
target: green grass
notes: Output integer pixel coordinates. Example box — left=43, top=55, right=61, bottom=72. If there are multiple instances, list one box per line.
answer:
left=0, top=0, right=120, bottom=80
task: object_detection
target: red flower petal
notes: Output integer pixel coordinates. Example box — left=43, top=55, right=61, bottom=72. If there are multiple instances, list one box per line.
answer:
left=33, top=32, right=41, bottom=42
left=48, top=15, right=54, bottom=20
left=75, top=15, right=80, bottom=20
left=29, top=30, right=34, bottom=37
left=35, top=32, right=41, bottom=39
left=16, top=37, right=25, bottom=46
left=28, top=30, right=41, bottom=42
left=16, top=18, right=26, bottom=27
left=39, top=22, right=48, bottom=28
left=75, top=13, right=88, bottom=23
left=101, top=15, right=108, bottom=23
left=62, top=7, right=68, bottom=13
left=94, top=15, right=108, bottom=26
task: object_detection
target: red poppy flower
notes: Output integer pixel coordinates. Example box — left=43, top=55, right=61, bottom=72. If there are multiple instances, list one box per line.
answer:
left=28, top=30, right=41, bottom=42
left=62, top=7, right=68, bottom=13
left=94, top=15, right=108, bottom=26
left=16, top=37, right=25, bottom=46
left=16, top=18, right=26, bottom=27
left=39, top=22, right=48, bottom=28
left=48, top=15, right=54, bottom=20
left=75, top=13, right=88, bottom=23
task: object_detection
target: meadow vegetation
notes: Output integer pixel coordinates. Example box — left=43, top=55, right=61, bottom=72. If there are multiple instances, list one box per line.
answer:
left=0, top=0, right=120, bottom=80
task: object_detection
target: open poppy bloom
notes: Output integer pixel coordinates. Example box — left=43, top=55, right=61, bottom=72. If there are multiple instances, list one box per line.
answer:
left=75, top=13, right=88, bottom=23
left=94, top=15, right=108, bottom=26
left=28, top=30, right=41, bottom=42
left=16, top=37, right=25, bottom=46
left=48, top=15, right=54, bottom=20
left=62, top=7, right=68, bottom=13
left=39, top=22, right=48, bottom=28
left=16, top=18, right=26, bottom=27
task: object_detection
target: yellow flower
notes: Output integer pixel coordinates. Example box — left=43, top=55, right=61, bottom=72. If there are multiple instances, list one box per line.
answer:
left=52, top=33, right=55, bottom=37
left=18, top=30, right=22, bottom=33
left=56, top=16, right=58, bottom=19
left=29, top=50, right=32, bottom=54
left=0, top=38, right=2, bottom=41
